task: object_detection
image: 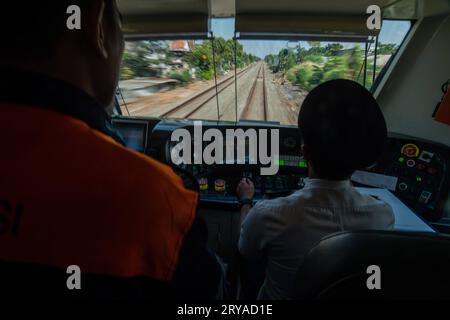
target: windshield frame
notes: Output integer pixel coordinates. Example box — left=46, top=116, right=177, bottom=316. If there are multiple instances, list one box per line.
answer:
left=116, top=19, right=414, bottom=124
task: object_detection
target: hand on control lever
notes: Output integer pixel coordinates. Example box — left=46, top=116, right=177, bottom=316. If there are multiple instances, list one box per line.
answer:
left=236, top=178, right=255, bottom=200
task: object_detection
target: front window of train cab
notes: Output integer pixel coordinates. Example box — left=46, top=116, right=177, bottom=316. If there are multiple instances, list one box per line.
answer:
left=117, top=33, right=254, bottom=122
left=117, top=19, right=411, bottom=126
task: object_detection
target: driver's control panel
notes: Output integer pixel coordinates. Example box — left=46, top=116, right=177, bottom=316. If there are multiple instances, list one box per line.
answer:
left=112, top=118, right=450, bottom=221
left=184, top=164, right=307, bottom=204
left=359, top=139, right=450, bottom=221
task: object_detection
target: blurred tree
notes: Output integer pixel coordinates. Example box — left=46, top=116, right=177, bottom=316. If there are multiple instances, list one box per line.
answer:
left=377, top=43, right=397, bottom=55
left=296, top=44, right=307, bottom=63
left=120, top=41, right=165, bottom=79
left=278, top=48, right=296, bottom=74
left=346, top=46, right=364, bottom=81
left=307, top=41, right=324, bottom=55
left=169, top=70, right=192, bottom=83
left=184, top=38, right=256, bottom=80
left=324, top=43, right=344, bottom=56
left=186, top=41, right=214, bottom=80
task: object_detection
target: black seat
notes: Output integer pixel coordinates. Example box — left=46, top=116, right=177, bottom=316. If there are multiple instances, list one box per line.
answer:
left=292, top=230, right=450, bottom=300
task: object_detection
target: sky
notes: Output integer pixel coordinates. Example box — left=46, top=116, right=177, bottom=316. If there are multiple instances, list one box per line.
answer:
left=210, top=18, right=412, bottom=58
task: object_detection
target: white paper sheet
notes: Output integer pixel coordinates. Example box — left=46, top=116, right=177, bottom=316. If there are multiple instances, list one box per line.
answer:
left=356, top=187, right=436, bottom=233
left=351, top=170, right=398, bottom=191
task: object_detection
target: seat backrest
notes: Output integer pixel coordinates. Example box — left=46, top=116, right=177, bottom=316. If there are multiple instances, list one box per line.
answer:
left=292, top=230, right=450, bottom=300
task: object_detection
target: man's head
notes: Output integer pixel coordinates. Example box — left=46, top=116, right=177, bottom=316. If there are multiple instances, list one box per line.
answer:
left=0, top=0, right=124, bottom=107
left=298, top=79, right=387, bottom=180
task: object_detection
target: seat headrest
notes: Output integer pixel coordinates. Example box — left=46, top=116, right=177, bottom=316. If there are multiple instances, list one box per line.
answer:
left=293, top=230, right=450, bottom=300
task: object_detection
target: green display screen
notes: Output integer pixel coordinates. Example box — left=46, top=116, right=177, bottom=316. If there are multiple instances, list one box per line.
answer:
left=276, top=159, right=307, bottom=167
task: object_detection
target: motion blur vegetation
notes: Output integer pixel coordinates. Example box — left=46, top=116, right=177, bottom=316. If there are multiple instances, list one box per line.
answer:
left=264, top=42, right=398, bottom=91
left=121, top=38, right=259, bottom=83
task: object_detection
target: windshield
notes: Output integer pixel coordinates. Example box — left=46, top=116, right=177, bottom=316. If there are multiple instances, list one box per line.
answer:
left=118, top=19, right=412, bottom=125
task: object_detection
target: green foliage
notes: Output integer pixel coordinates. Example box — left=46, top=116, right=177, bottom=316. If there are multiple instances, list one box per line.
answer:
left=281, top=45, right=365, bottom=90
left=295, top=44, right=307, bottom=63
left=169, top=70, right=192, bottom=83
left=186, top=38, right=257, bottom=80
left=278, top=49, right=297, bottom=72
left=185, top=41, right=213, bottom=80
left=324, top=43, right=344, bottom=56
left=287, top=65, right=312, bottom=89
left=323, top=56, right=347, bottom=80
left=264, top=54, right=279, bottom=72
left=198, top=69, right=214, bottom=80
left=121, top=38, right=259, bottom=82
left=264, top=48, right=298, bottom=74
left=309, top=65, right=324, bottom=86
left=346, top=46, right=364, bottom=80
left=121, top=66, right=135, bottom=80
left=121, top=42, right=162, bottom=79
left=286, top=63, right=321, bottom=91
left=266, top=41, right=397, bottom=91
left=377, top=43, right=398, bottom=55
left=303, top=55, right=324, bottom=64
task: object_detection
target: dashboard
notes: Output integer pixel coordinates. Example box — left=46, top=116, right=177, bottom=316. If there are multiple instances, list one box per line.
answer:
left=150, top=120, right=309, bottom=206
left=353, top=139, right=450, bottom=221
left=112, top=117, right=450, bottom=223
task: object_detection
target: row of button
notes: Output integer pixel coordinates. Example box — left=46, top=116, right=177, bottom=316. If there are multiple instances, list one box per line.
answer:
left=400, top=158, right=438, bottom=175
left=280, top=155, right=301, bottom=161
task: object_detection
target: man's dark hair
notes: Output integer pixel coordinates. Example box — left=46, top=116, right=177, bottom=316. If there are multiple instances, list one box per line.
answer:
left=0, top=0, right=115, bottom=60
left=298, top=79, right=387, bottom=180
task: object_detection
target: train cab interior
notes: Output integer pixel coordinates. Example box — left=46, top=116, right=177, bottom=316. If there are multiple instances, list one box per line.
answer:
left=111, top=0, right=450, bottom=299
left=1, top=0, right=450, bottom=301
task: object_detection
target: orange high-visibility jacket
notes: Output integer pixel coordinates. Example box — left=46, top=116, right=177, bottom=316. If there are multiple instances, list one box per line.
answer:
left=0, top=71, right=199, bottom=296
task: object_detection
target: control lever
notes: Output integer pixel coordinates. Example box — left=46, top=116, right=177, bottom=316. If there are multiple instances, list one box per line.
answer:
left=242, top=172, right=254, bottom=180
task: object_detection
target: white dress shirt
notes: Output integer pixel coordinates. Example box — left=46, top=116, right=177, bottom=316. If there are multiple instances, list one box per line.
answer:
left=238, top=178, right=395, bottom=300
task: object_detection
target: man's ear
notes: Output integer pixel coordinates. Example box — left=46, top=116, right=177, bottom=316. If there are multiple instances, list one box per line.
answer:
left=86, top=0, right=108, bottom=59
left=301, top=144, right=310, bottom=161
left=302, top=144, right=316, bottom=176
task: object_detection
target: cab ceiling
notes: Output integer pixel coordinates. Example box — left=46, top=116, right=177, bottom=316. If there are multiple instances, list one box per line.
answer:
left=118, top=0, right=209, bottom=16
left=118, top=0, right=424, bottom=19
left=117, top=0, right=210, bottom=37
left=237, top=0, right=410, bottom=17
left=117, top=0, right=450, bottom=37
left=234, top=0, right=410, bottom=38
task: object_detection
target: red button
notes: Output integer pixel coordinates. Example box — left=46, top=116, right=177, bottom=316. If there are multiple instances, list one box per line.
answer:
left=401, top=144, right=420, bottom=157
left=427, top=167, right=438, bottom=175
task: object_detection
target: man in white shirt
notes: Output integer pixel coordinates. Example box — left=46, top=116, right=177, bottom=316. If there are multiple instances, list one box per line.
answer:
left=236, top=79, right=395, bottom=300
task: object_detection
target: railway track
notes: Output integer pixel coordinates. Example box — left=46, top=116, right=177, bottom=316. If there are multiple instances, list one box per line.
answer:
left=160, top=64, right=256, bottom=118
left=239, top=63, right=268, bottom=121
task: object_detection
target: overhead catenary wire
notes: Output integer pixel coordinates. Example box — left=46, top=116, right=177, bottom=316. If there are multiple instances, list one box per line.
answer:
left=373, top=35, right=379, bottom=87
left=210, top=33, right=221, bottom=123
left=363, top=41, right=368, bottom=87
left=234, top=33, right=238, bottom=123
left=357, top=36, right=375, bottom=87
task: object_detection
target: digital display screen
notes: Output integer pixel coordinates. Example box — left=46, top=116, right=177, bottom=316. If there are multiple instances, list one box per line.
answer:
left=113, top=121, right=147, bottom=153
left=277, top=156, right=308, bottom=168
